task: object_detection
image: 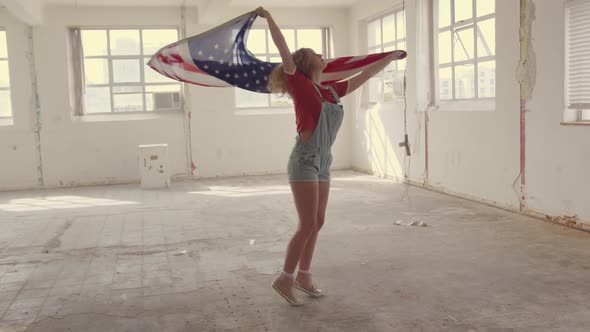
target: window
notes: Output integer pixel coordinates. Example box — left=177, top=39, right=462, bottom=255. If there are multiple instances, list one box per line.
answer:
left=367, top=9, right=406, bottom=102
left=73, top=28, right=180, bottom=114
left=435, top=0, right=495, bottom=102
left=565, top=0, right=590, bottom=122
left=0, top=30, right=11, bottom=118
left=235, top=27, right=329, bottom=109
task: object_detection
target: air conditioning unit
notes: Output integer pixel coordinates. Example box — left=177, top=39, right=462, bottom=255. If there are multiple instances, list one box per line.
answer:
left=153, top=92, right=181, bottom=111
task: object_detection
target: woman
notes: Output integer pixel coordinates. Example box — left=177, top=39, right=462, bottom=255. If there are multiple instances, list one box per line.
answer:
left=256, top=7, right=402, bottom=306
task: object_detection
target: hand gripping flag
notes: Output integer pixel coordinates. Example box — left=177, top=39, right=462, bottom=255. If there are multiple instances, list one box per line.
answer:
left=148, top=11, right=407, bottom=93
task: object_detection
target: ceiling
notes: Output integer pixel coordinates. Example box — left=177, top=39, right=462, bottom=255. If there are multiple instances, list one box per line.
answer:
left=41, top=0, right=360, bottom=8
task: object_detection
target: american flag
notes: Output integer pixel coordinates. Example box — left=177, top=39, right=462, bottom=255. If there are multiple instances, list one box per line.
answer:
left=148, top=11, right=407, bottom=93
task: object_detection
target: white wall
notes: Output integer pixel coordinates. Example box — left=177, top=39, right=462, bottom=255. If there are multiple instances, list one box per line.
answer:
left=0, top=4, right=350, bottom=189
left=0, top=10, right=39, bottom=190
left=32, top=6, right=189, bottom=188
left=348, top=0, right=589, bottom=229
left=348, top=0, right=427, bottom=184
left=525, top=0, right=590, bottom=225
left=427, top=1, right=521, bottom=209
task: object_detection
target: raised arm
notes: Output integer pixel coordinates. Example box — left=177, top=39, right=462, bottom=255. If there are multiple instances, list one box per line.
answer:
left=345, top=53, right=398, bottom=95
left=255, top=7, right=295, bottom=74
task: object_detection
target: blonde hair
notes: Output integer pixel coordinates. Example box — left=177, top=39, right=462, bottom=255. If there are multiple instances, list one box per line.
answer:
left=267, top=48, right=314, bottom=95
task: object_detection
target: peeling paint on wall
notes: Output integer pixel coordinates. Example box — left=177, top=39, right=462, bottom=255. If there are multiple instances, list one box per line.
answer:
left=517, top=0, right=537, bottom=101
left=27, top=26, right=44, bottom=187
left=545, top=214, right=588, bottom=232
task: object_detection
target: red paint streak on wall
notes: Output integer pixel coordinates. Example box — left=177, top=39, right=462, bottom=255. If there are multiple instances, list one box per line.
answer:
left=520, top=99, right=526, bottom=210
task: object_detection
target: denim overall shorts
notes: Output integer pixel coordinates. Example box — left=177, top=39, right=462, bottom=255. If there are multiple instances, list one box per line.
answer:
left=287, top=84, right=344, bottom=183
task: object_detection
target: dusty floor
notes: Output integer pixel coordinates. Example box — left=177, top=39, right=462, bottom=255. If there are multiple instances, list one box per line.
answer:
left=0, top=170, right=588, bottom=332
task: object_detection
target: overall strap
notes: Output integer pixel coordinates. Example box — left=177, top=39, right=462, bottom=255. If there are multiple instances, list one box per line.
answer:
left=326, top=86, right=341, bottom=104
left=312, top=83, right=323, bottom=99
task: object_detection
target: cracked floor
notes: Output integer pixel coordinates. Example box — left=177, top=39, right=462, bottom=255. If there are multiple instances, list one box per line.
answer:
left=0, top=171, right=589, bottom=331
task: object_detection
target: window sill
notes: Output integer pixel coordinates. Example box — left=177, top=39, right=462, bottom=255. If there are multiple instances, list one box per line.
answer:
left=0, top=118, right=14, bottom=127
left=560, top=121, right=590, bottom=126
left=235, top=107, right=293, bottom=116
left=434, top=99, right=495, bottom=112
left=72, top=111, right=183, bottom=123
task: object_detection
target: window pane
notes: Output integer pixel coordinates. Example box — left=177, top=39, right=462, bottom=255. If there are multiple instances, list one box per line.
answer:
left=146, top=85, right=181, bottom=111
left=478, top=61, right=495, bottom=98
left=143, top=29, right=178, bottom=56
left=454, top=0, right=473, bottom=22
left=247, top=29, right=267, bottom=54
left=368, top=19, right=381, bottom=48
left=393, top=72, right=405, bottom=98
left=455, top=64, right=475, bottom=99
left=453, top=27, right=474, bottom=62
left=145, top=85, right=180, bottom=93
left=439, top=31, right=452, bottom=64
left=395, top=42, right=406, bottom=70
left=110, top=30, right=140, bottom=56
left=0, top=90, right=12, bottom=117
left=439, top=0, right=451, bottom=28
left=477, top=0, right=495, bottom=17
left=368, top=47, right=381, bottom=55
left=269, top=56, right=281, bottom=63
left=383, top=14, right=395, bottom=44
left=270, top=93, right=293, bottom=107
left=85, top=87, right=111, bottom=113
left=384, top=71, right=405, bottom=102
left=253, top=55, right=269, bottom=62
left=144, top=58, right=176, bottom=83
left=82, top=30, right=108, bottom=56
left=0, top=31, right=8, bottom=58
left=268, top=29, right=295, bottom=54
left=439, top=67, right=452, bottom=100
left=477, top=18, right=495, bottom=57
left=368, top=77, right=382, bottom=103
left=113, top=59, right=140, bottom=83
left=236, top=88, right=268, bottom=107
left=113, top=86, right=142, bottom=94
left=384, top=45, right=397, bottom=72
left=384, top=78, right=393, bottom=102
left=0, top=60, right=9, bottom=87
left=114, top=93, right=143, bottom=112
left=384, top=46, right=397, bottom=74
left=383, top=45, right=396, bottom=52
left=84, top=59, right=109, bottom=84
left=396, top=11, right=406, bottom=39
left=297, top=29, right=323, bottom=53
left=398, top=60, right=406, bottom=72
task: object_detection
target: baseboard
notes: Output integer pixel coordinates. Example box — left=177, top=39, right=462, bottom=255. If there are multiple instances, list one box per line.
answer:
left=350, top=167, right=589, bottom=233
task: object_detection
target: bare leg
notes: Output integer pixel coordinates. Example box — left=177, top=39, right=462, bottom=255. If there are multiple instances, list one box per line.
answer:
left=296, top=182, right=329, bottom=292
left=272, top=182, right=319, bottom=304
left=298, top=182, right=330, bottom=271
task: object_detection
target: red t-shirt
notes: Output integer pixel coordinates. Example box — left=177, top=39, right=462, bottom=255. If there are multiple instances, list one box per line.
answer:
left=286, top=69, right=348, bottom=133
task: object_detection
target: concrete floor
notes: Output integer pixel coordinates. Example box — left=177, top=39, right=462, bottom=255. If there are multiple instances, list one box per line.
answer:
left=0, top=170, right=588, bottom=332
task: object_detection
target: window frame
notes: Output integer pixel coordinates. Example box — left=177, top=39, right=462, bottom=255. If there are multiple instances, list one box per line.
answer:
left=234, top=26, right=330, bottom=110
left=432, top=0, right=496, bottom=109
left=366, top=7, right=407, bottom=104
left=75, top=26, right=182, bottom=115
left=0, top=28, right=12, bottom=119
left=563, top=0, right=590, bottom=124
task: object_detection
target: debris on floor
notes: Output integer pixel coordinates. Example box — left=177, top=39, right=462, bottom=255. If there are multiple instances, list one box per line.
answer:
left=394, top=220, right=428, bottom=227
left=173, top=250, right=188, bottom=256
